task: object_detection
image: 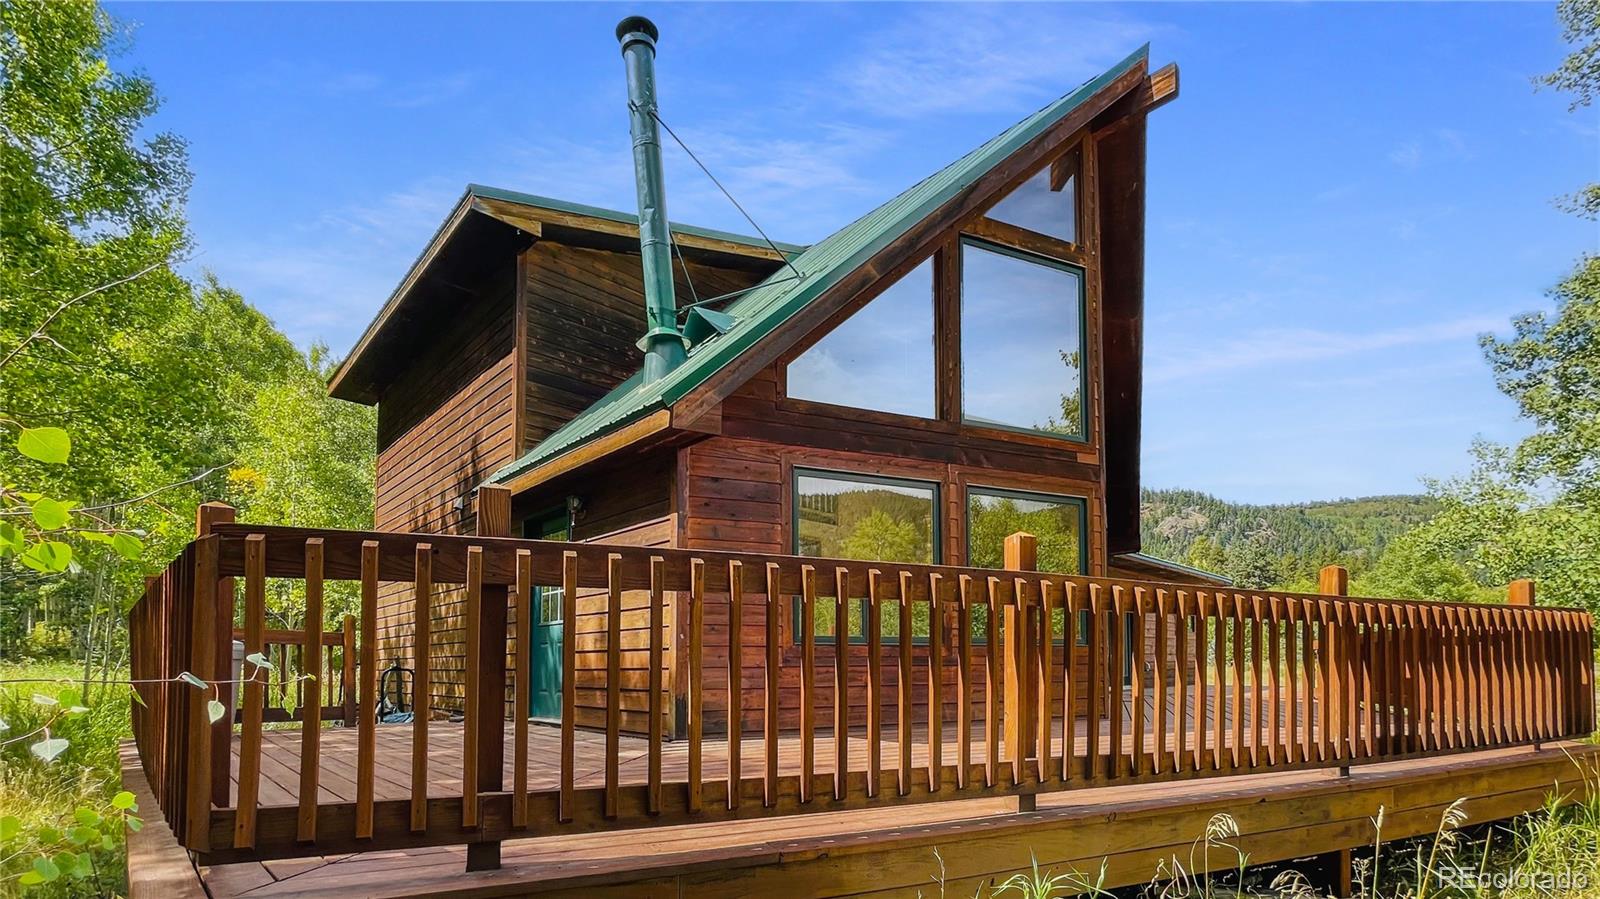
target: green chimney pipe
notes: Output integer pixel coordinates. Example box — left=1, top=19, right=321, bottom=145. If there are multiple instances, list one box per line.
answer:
left=616, top=15, right=687, bottom=384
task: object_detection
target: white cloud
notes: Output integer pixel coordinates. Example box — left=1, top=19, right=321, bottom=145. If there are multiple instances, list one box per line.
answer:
left=826, top=7, right=1158, bottom=120
left=1147, top=316, right=1504, bottom=384
left=1388, top=140, right=1423, bottom=170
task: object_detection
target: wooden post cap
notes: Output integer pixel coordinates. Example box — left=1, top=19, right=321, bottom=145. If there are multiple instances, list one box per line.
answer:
left=1508, top=579, right=1536, bottom=607
left=195, top=501, right=235, bottom=536
left=1003, top=532, right=1038, bottom=571
left=1318, top=565, right=1349, bottom=597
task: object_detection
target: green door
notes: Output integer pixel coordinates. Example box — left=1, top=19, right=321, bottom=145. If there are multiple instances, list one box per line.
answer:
left=526, top=512, right=569, bottom=720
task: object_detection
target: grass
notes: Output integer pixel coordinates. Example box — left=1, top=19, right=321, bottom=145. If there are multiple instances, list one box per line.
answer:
left=0, top=660, right=136, bottom=898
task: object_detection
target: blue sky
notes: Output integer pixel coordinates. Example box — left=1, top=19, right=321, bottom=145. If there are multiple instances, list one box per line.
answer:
left=111, top=2, right=1597, bottom=504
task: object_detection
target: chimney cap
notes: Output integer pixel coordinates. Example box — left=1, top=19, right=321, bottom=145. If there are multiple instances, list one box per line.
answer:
left=616, top=15, right=659, bottom=48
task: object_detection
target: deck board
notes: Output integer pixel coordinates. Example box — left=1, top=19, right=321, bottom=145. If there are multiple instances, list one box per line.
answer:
left=227, top=691, right=1331, bottom=807
left=189, top=741, right=1600, bottom=898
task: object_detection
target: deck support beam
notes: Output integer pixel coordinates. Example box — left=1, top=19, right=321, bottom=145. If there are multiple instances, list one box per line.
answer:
left=467, top=485, right=512, bottom=872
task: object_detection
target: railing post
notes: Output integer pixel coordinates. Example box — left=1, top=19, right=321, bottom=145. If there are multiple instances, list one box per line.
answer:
left=1319, top=566, right=1350, bottom=775
left=184, top=535, right=221, bottom=851
left=196, top=502, right=236, bottom=809
left=1508, top=579, right=1535, bottom=607
left=468, top=485, right=512, bottom=872
left=1508, top=580, right=1538, bottom=748
left=1002, top=531, right=1038, bottom=808
left=340, top=614, right=357, bottom=725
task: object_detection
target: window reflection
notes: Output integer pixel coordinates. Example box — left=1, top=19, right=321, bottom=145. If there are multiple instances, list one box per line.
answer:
left=960, top=241, right=1085, bottom=439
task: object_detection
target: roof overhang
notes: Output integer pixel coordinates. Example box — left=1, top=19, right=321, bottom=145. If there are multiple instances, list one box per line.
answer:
left=328, top=186, right=804, bottom=405
left=1111, top=551, right=1231, bottom=587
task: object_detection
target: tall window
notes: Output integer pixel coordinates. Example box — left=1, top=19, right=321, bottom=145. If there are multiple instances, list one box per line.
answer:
left=786, top=259, right=935, bottom=419
left=793, top=469, right=939, bottom=642
left=985, top=163, right=1077, bottom=244
left=966, top=487, right=1087, bottom=642
left=960, top=240, right=1085, bottom=439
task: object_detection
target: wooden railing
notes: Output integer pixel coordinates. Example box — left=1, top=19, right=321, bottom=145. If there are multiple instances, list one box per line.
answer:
left=126, top=502, right=1595, bottom=869
left=227, top=621, right=356, bottom=725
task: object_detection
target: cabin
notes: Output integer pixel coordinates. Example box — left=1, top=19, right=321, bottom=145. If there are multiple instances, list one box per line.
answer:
left=122, top=20, right=1595, bottom=899
left=326, top=41, right=1221, bottom=738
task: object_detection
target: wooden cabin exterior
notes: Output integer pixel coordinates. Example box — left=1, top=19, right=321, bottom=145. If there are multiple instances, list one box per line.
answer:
left=122, top=34, right=1598, bottom=896
left=328, top=48, right=1215, bottom=739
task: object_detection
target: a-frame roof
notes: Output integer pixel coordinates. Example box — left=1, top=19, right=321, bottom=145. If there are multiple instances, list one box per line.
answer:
left=490, top=44, right=1151, bottom=488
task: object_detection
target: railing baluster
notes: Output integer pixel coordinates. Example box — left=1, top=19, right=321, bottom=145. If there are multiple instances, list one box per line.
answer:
left=1087, top=583, right=1105, bottom=779
left=1414, top=604, right=1429, bottom=752
left=1195, top=593, right=1210, bottom=771
left=868, top=570, right=884, bottom=797
left=1109, top=585, right=1126, bottom=779
left=356, top=540, right=378, bottom=839
left=1174, top=590, right=1191, bottom=774
left=764, top=562, right=781, bottom=808
left=834, top=567, right=851, bottom=802
left=1064, top=583, right=1080, bottom=781
left=727, top=560, right=743, bottom=811
left=800, top=564, right=816, bottom=803
left=1231, top=594, right=1247, bottom=769
left=1247, top=595, right=1262, bottom=767
left=1361, top=603, right=1376, bottom=758
left=235, top=534, right=266, bottom=848
left=559, top=551, right=577, bottom=823
left=648, top=556, right=666, bottom=815
left=688, top=558, right=704, bottom=813
left=986, top=577, right=1002, bottom=787
left=1154, top=589, right=1170, bottom=775
left=512, top=550, right=530, bottom=828
left=462, top=546, right=483, bottom=829
left=411, top=544, right=432, bottom=834
left=1268, top=596, right=1282, bottom=766
left=1209, top=591, right=1222, bottom=767
left=605, top=553, right=622, bottom=819
left=956, top=574, right=973, bottom=790
left=1130, top=586, right=1147, bottom=777
left=897, top=571, right=914, bottom=795
left=929, top=572, right=946, bottom=793
left=1037, top=579, right=1054, bottom=785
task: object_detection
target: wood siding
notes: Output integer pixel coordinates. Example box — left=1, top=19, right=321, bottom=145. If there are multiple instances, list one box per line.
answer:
left=374, top=263, right=518, bottom=713
left=518, top=242, right=769, bottom=453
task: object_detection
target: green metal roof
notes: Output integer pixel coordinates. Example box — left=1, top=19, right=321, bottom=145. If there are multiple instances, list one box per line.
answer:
left=489, top=45, right=1149, bottom=487
left=469, top=184, right=810, bottom=257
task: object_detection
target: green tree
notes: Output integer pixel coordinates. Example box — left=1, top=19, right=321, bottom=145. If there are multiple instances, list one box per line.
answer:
left=1408, top=2, right=1600, bottom=612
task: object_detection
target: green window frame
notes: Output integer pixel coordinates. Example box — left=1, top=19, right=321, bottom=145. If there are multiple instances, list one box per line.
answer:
left=958, top=237, right=1088, bottom=442
left=791, top=467, right=941, bottom=645
left=964, top=486, right=1089, bottom=645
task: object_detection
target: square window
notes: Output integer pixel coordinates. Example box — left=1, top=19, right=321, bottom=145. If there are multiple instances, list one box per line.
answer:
left=793, top=469, right=939, bottom=643
left=965, top=487, right=1087, bottom=643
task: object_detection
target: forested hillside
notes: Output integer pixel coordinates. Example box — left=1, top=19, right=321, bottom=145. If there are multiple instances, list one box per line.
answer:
left=1139, top=488, right=1441, bottom=590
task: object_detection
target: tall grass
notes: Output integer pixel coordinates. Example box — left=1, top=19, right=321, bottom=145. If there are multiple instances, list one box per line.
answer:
left=0, top=661, right=135, bottom=898
left=921, top=762, right=1600, bottom=899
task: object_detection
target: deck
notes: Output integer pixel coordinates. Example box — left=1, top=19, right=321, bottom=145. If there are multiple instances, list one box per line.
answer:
left=123, top=517, right=1596, bottom=897
left=150, top=740, right=1600, bottom=898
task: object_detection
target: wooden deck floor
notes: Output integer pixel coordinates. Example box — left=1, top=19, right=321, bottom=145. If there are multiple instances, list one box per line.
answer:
left=229, top=693, right=1331, bottom=807
left=185, top=741, right=1600, bottom=899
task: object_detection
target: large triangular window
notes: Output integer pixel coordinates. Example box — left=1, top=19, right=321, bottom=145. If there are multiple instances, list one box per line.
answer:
left=984, top=160, right=1076, bottom=245
left=785, top=258, right=935, bottom=419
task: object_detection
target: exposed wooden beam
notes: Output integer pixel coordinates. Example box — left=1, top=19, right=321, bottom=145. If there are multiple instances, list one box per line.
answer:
left=1141, top=63, right=1180, bottom=113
